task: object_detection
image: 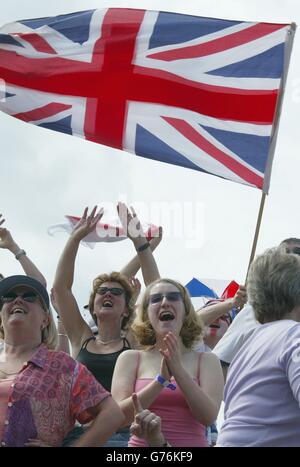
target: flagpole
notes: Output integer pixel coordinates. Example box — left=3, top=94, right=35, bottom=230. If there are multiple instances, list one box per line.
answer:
left=246, top=191, right=267, bottom=279
left=245, top=25, right=295, bottom=281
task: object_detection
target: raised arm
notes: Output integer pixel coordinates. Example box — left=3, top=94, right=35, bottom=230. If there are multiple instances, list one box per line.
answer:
left=53, top=206, right=103, bottom=351
left=0, top=215, right=47, bottom=287
left=117, top=202, right=160, bottom=286
left=50, top=288, right=71, bottom=355
left=197, top=285, right=247, bottom=327
left=120, top=227, right=163, bottom=279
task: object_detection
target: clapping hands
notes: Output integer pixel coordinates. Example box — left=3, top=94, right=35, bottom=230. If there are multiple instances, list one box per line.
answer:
left=159, top=332, right=182, bottom=376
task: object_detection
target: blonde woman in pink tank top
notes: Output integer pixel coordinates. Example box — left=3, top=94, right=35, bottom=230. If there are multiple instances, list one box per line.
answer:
left=112, top=278, right=224, bottom=447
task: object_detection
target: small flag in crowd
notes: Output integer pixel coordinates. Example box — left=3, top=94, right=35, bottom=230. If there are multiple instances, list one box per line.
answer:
left=185, top=277, right=240, bottom=322
left=47, top=215, right=159, bottom=248
left=0, top=9, right=295, bottom=191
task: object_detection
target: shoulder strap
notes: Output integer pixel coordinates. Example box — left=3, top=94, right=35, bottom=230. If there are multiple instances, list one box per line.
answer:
left=134, top=351, right=141, bottom=380
left=197, top=352, right=203, bottom=385
left=81, top=336, right=95, bottom=350
left=122, top=337, right=131, bottom=349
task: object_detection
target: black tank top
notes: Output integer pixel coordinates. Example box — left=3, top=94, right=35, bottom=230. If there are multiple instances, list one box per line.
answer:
left=76, top=337, right=131, bottom=391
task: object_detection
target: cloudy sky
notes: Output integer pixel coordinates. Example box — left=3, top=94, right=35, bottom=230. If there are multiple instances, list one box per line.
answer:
left=0, top=0, right=299, bottom=317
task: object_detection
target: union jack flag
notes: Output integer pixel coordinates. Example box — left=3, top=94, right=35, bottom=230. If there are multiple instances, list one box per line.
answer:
left=0, top=9, right=295, bottom=191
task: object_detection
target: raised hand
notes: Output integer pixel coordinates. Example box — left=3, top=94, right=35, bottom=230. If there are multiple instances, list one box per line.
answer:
left=70, top=206, right=103, bottom=242
left=128, top=276, right=141, bottom=304
left=130, top=393, right=165, bottom=446
left=232, top=285, right=247, bottom=311
left=117, top=202, right=145, bottom=242
left=0, top=226, right=16, bottom=251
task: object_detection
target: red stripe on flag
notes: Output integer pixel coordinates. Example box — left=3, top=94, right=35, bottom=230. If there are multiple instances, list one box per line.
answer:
left=15, top=33, right=57, bottom=54
left=66, top=216, right=80, bottom=223
left=13, top=103, right=72, bottom=122
left=0, top=45, right=278, bottom=127
left=163, top=116, right=264, bottom=188
left=85, top=8, right=146, bottom=148
left=147, top=23, right=287, bottom=61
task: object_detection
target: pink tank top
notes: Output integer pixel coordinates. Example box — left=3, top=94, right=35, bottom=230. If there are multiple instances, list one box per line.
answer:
left=128, top=354, right=208, bottom=447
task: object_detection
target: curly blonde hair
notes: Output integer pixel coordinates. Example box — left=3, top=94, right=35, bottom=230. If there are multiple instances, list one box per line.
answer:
left=132, top=278, right=203, bottom=349
left=88, top=271, right=135, bottom=330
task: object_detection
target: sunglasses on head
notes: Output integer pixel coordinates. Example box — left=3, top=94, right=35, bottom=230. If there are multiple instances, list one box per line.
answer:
left=1, top=291, right=40, bottom=304
left=149, top=291, right=182, bottom=304
left=96, top=287, right=124, bottom=296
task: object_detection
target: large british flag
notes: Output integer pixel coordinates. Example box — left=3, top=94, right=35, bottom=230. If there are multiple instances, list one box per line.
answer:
left=0, top=9, right=295, bottom=191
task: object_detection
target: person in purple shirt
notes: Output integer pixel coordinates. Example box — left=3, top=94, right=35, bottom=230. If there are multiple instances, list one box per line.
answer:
left=217, top=246, right=300, bottom=447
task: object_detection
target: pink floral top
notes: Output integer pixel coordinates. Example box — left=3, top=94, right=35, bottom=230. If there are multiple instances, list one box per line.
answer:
left=0, top=345, right=110, bottom=447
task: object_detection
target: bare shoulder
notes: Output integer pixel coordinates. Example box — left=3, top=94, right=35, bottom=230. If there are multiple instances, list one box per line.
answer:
left=116, top=348, right=141, bottom=366
left=199, top=352, right=223, bottom=386
left=200, top=351, right=222, bottom=367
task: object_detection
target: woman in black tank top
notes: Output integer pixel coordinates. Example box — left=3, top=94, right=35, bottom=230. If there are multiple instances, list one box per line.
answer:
left=77, top=336, right=131, bottom=391
left=53, top=203, right=161, bottom=447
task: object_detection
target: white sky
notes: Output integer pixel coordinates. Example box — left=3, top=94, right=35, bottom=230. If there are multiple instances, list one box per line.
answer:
left=0, top=0, right=299, bottom=317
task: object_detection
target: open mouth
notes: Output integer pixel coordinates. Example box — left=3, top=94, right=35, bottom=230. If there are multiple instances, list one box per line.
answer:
left=10, top=307, right=27, bottom=315
left=159, top=311, right=175, bottom=321
left=103, top=300, right=113, bottom=308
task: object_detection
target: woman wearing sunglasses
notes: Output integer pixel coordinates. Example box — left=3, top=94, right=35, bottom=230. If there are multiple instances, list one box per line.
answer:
left=53, top=202, right=160, bottom=447
left=0, top=275, right=124, bottom=447
left=111, top=278, right=224, bottom=447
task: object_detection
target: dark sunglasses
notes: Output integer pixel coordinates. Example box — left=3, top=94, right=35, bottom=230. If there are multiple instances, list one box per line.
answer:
left=1, top=291, right=40, bottom=304
left=149, top=292, right=182, bottom=304
left=96, top=287, right=124, bottom=296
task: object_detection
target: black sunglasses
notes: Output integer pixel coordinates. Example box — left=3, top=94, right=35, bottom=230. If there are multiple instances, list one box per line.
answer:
left=1, top=291, right=40, bottom=304
left=96, top=287, right=124, bottom=296
left=149, top=292, right=182, bottom=304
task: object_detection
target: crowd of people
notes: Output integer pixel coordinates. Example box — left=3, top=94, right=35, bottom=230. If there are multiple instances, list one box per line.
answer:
left=1, top=209, right=300, bottom=447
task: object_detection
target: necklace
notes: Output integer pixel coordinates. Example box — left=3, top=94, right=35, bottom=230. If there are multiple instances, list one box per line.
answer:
left=96, top=336, right=122, bottom=345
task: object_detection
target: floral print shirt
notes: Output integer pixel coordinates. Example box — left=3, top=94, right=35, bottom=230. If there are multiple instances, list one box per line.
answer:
left=0, top=345, right=110, bottom=447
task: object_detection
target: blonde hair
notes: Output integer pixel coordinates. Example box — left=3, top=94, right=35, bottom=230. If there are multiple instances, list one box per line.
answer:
left=247, top=246, right=300, bottom=324
left=88, top=271, right=135, bottom=330
left=0, top=305, right=58, bottom=350
left=42, top=307, right=58, bottom=349
left=132, top=278, right=204, bottom=349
